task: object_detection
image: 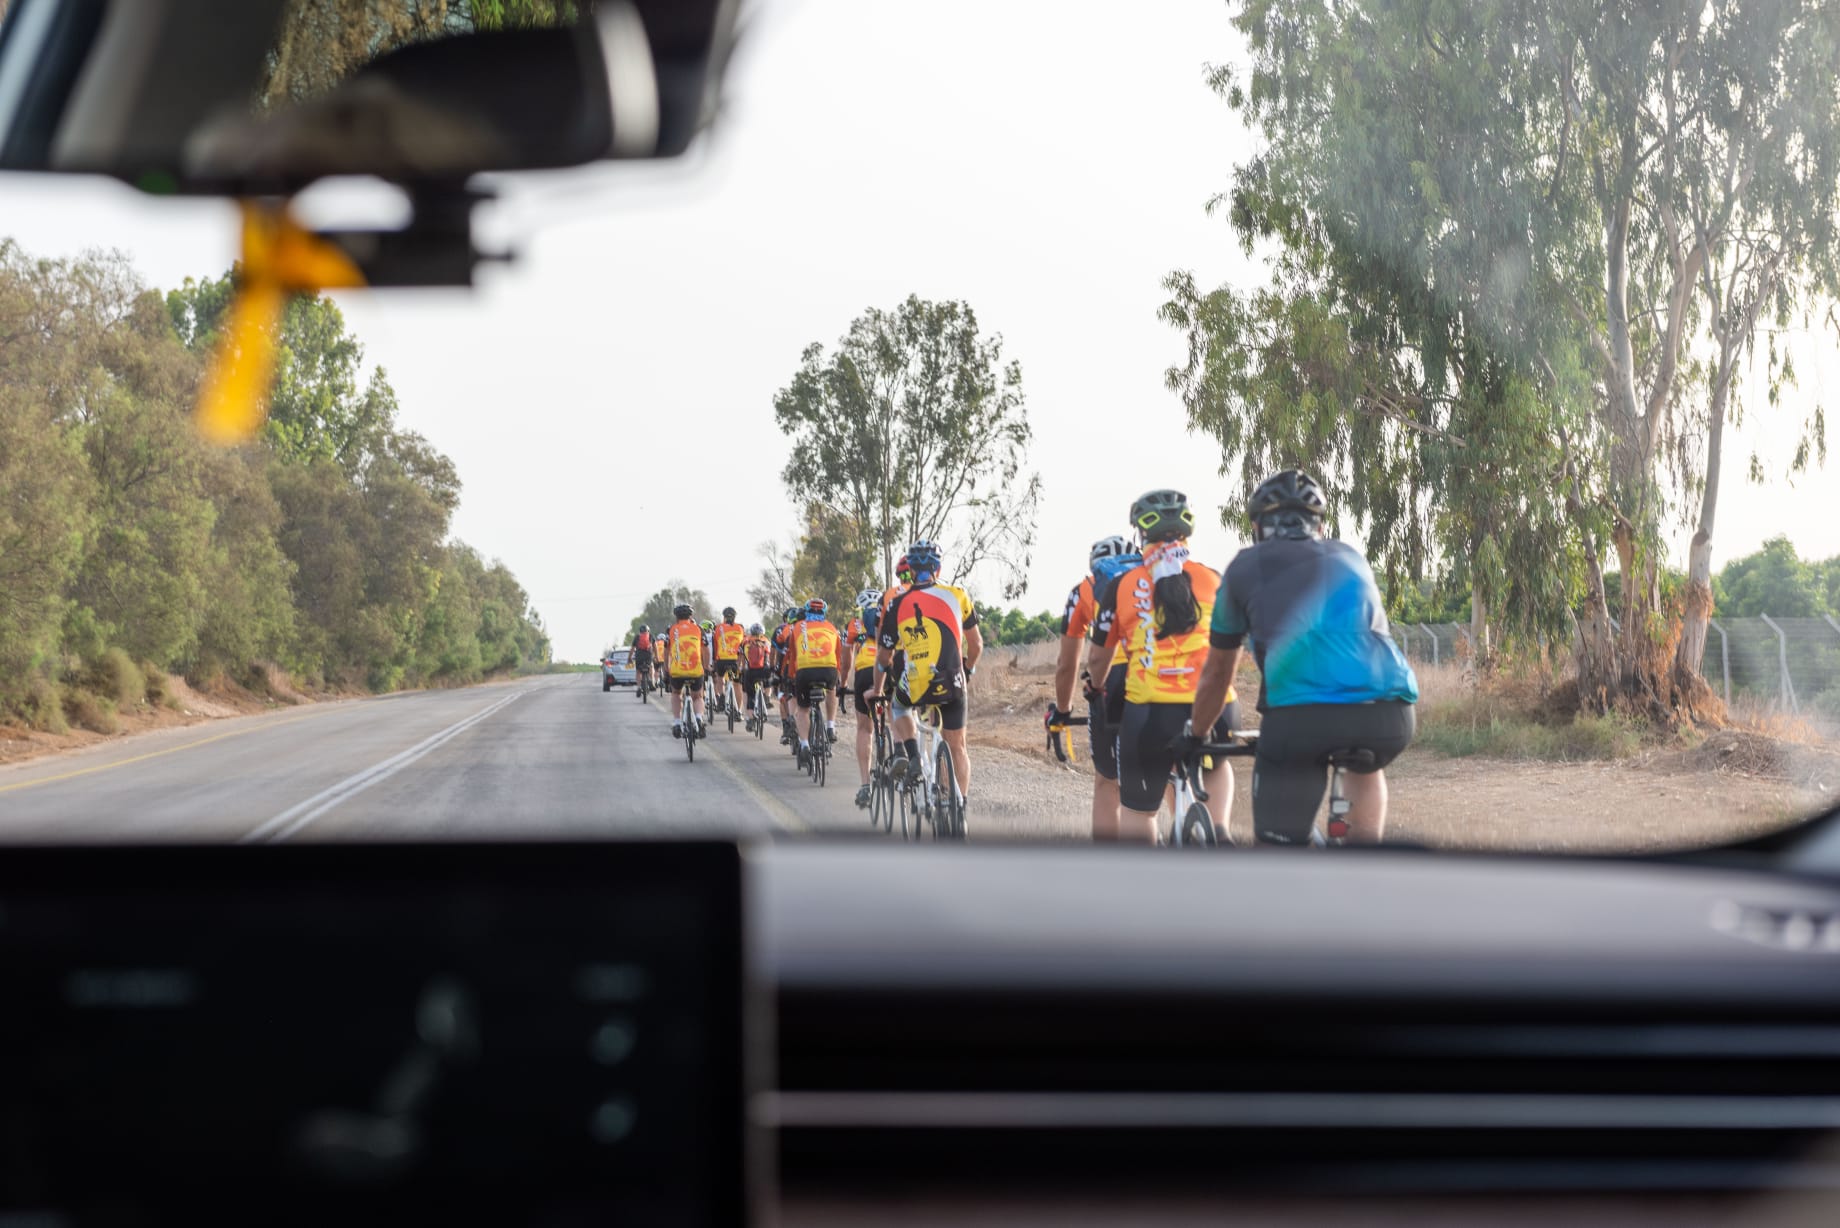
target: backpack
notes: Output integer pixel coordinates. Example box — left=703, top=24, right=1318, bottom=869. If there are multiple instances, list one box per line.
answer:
left=669, top=627, right=703, bottom=675
left=1091, top=552, right=1143, bottom=586
left=744, top=637, right=770, bottom=670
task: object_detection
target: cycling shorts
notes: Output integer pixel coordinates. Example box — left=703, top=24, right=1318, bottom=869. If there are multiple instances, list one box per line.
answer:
left=1117, top=701, right=1240, bottom=815
left=1251, top=701, right=1415, bottom=844
left=795, top=666, right=840, bottom=709
left=851, top=668, right=879, bottom=717
left=741, top=666, right=772, bottom=698
left=1100, top=661, right=1126, bottom=727
left=712, top=658, right=739, bottom=676
left=892, top=687, right=966, bottom=733
left=632, top=648, right=653, bottom=664
left=666, top=675, right=704, bottom=695
left=1087, top=694, right=1118, bottom=781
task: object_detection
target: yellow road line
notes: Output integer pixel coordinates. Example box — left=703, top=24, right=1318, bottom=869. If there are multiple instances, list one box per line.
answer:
left=0, top=709, right=332, bottom=796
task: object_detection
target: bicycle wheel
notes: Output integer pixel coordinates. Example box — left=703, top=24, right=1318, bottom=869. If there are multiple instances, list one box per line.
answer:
left=727, top=687, right=738, bottom=734
left=934, top=740, right=964, bottom=840
left=685, top=719, right=696, bottom=762
left=1176, top=801, right=1216, bottom=847
left=896, top=772, right=920, bottom=841
left=754, top=693, right=766, bottom=740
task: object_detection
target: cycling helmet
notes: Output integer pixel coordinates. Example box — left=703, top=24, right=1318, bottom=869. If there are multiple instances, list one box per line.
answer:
left=907, top=539, right=943, bottom=580
left=748, top=623, right=764, bottom=636
left=1130, top=490, right=1195, bottom=543
left=701, top=619, right=714, bottom=631
left=806, top=597, right=828, bottom=620
left=638, top=623, right=649, bottom=633
left=784, top=606, right=801, bottom=623
left=894, top=553, right=913, bottom=582
left=722, top=606, right=736, bottom=621
left=1089, top=535, right=1131, bottom=569
left=1248, top=469, right=1328, bottom=540
left=855, top=587, right=881, bottom=612
left=672, top=604, right=693, bottom=620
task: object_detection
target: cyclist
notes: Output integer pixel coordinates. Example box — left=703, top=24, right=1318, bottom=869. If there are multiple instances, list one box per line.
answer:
left=1190, top=470, right=1418, bottom=845
left=772, top=606, right=802, bottom=746
left=740, top=622, right=774, bottom=732
left=878, top=540, right=981, bottom=814
left=663, top=603, right=708, bottom=740
left=1087, top=490, right=1237, bottom=844
left=848, top=587, right=885, bottom=809
left=630, top=623, right=655, bottom=690
left=1046, top=535, right=1136, bottom=839
left=711, top=606, right=747, bottom=715
left=788, top=597, right=845, bottom=756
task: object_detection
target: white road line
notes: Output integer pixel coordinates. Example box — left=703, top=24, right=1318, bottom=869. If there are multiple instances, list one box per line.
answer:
left=240, top=691, right=525, bottom=844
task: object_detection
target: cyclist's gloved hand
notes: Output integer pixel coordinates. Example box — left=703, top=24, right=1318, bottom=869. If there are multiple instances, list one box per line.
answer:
left=1166, top=719, right=1207, bottom=759
left=1044, top=702, right=1068, bottom=732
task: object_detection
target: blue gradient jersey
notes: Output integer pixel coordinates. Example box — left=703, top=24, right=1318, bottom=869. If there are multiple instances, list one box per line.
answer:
left=1211, top=537, right=1419, bottom=711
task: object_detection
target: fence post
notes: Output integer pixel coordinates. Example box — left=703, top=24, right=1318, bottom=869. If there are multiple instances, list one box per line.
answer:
left=1759, top=613, right=1800, bottom=713
left=1708, top=618, right=1731, bottom=706
left=1418, top=624, right=1438, bottom=667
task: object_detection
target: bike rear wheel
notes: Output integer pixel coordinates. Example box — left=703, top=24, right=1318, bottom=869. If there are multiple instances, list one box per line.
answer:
left=934, top=740, right=964, bottom=840
left=685, top=718, right=696, bottom=762
left=1175, top=801, right=1216, bottom=847
left=727, top=685, right=738, bottom=734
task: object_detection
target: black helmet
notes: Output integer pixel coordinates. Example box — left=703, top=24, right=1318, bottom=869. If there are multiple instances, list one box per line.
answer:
left=1248, top=470, right=1328, bottom=539
left=673, top=603, right=693, bottom=620
left=784, top=606, right=801, bottom=623
left=638, top=623, right=649, bottom=633
left=1130, top=489, right=1194, bottom=543
left=722, top=606, right=736, bottom=621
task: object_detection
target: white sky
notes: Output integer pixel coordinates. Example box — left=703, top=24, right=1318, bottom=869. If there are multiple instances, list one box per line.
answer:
left=3, top=0, right=1837, bottom=661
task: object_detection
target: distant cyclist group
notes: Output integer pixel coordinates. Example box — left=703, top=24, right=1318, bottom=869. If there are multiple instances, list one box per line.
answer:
left=616, top=469, right=1418, bottom=846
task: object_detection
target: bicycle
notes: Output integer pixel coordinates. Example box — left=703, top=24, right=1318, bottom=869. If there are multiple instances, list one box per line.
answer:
left=719, top=671, right=740, bottom=734
left=796, top=683, right=833, bottom=786
left=1044, top=706, right=1088, bottom=764
left=748, top=679, right=769, bottom=740
left=866, top=694, right=896, bottom=833
left=1170, top=730, right=1375, bottom=847
left=893, top=701, right=963, bottom=841
left=635, top=661, right=653, bottom=704
left=679, top=687, right=703, bottom=763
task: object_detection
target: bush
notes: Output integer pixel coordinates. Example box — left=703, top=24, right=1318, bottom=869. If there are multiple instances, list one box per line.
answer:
left=84, top=647, right=145, bottom=708
left=142, top=662, right=181, bottom=710
left=1414, top=664, right=1644, bottom=762
left=61, top=687, right=119, bottom=735
left=17, top=675, right=69, bottom=734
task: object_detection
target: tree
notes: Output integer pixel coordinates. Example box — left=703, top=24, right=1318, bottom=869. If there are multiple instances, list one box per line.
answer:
left=626, top=582, right=712, bottom=644
left=1176, top=0, right=1840, bottom=713
left=1713, top=537, right=1825, bottom=618
left=773, top=296, right=1043, bottom=600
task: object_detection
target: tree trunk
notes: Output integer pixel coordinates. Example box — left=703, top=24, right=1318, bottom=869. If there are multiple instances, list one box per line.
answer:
left=1673, top=342, right=1735, bottom=707
left=1574, top=548, right=1619, bottom=712
left=1468, top=582, right=1491, bottom=673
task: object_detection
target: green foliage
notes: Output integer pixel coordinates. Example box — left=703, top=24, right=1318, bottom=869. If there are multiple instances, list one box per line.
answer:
left=771, top=295, right=1042, bottom=602
left=626, top=583, right=713, bottom=642
left=1713, top=536, right=1829, bottom=618
left=973, top=604, right=1060, bottom=646
left=1416, top=706, right=1644, bottom=762
left=0, top=243, right=547, bottom=729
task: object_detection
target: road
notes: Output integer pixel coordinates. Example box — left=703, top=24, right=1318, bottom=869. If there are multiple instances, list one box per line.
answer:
left=0, top=676, right=894, bottom=842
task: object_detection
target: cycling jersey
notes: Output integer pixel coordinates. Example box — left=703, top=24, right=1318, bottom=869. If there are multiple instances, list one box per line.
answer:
left=742, top=635, right=772, bottom=670
left=632, top=631, right=653, bottom=653
left=1211, top=536, right=1419, bottom=710
left=851, top=609, right=880, bottom=673
left=664, top=619, right=705, bottom=678
left=771, top=622, right=796, bottom=670
left=713, top=621, right=746, bottom=661
left=882, top=582, right=978, bottom=704
left=1060, top=575, right=1097, bottom=640
left=789, top=620, right=845, bottom=672
left=1094, top=548, right=1231, bottom=706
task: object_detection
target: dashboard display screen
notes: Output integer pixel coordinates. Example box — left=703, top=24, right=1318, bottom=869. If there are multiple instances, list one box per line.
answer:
left=0, top=842, right=750, bottom=1227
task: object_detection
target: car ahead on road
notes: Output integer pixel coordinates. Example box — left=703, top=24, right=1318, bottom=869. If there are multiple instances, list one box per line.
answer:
left=601, top=648, right=636, bottom=691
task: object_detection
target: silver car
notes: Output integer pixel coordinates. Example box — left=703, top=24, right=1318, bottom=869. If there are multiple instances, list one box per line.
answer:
left=601, top=648, right=637, bottom=691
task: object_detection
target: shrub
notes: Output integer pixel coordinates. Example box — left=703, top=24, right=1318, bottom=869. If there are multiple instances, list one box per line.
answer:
left=1414, top=665, right=1645, bottom=762
left=18, top=675, right=69, bottom=734
left=61, top=687, right=119, bottom=735
left=142, top=662, right=182, bottom=710
left=84, top=647, right=145, bottom=708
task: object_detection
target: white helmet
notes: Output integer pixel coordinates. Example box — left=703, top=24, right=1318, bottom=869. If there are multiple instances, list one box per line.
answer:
left=855, top=587, right=881, bottom=611
left=748, top=623, right=764, bottom=636
left=1090, top=535, right=1131, bottom=567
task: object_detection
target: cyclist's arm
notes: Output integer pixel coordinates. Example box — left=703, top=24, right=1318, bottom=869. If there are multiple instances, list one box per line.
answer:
left=1191, top=642, right=1241, bottom=735
left=962, top=622, right=983, bottom=675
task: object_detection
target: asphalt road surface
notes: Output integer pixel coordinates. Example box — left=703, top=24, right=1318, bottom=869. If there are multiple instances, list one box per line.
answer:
left=0, top=676, right=894, bottom=842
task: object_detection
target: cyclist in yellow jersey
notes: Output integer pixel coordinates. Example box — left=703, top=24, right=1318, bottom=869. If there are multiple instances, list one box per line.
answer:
left=711, top=606, right=747, bottom=715
left=663, top=603, right=708, bottom=739
left=847, top=587, right=885, bottom=809
left=877, top=540, right=982, bottom=812
left=788, top=598, right=845, bottom=754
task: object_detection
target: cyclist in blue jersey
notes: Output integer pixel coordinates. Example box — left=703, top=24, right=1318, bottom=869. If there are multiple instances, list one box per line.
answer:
left=1189, top=470, right=1418, bottom=845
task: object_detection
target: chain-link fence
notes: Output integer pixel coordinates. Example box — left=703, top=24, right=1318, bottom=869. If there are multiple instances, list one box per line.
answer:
left=1384, top=616, right=1840, bottom=719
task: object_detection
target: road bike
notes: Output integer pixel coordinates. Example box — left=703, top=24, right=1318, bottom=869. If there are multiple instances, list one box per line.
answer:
left=867, top=694, right=895, bottom=833
left=1170, top=729, right=1374, bottom=847
left=748, top=678, right=769, bottom=740
left=797, top=684, right=833, bottom=787
left=679, top=684, right=704, bottom=763
left=719, top=670, right=740, bottom=734
left=894, top=701, right=964, bottom=841
left=635, top=660, right=653, bottom=704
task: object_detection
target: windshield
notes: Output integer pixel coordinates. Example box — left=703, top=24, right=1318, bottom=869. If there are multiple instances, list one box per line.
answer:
left=2, top=0, right=1837, bottom=853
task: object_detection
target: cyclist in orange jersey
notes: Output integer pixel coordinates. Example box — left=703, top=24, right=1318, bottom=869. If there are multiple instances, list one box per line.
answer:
left=1086, top=490, right=1238, bottom=844
left=1047, top=536, right=1135, bottom=839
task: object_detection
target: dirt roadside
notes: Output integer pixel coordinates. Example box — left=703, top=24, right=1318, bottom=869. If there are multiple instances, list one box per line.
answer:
left=961, top=663, right=1832, bottom=852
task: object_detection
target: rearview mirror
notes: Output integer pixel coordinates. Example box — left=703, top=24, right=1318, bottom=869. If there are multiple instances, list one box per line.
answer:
left=0, top=0, right=734, bottom=193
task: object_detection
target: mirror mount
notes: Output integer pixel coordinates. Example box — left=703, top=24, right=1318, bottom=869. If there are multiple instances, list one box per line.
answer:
left=314, top=182, right=507, bottom=289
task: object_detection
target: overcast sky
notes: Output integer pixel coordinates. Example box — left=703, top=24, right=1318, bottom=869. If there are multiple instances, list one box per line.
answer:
left=4, top=0, right=1837, bottom=661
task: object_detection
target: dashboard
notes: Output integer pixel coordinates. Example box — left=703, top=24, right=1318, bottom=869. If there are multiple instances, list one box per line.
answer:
left=4, top=837, right=1840, bottom=1225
